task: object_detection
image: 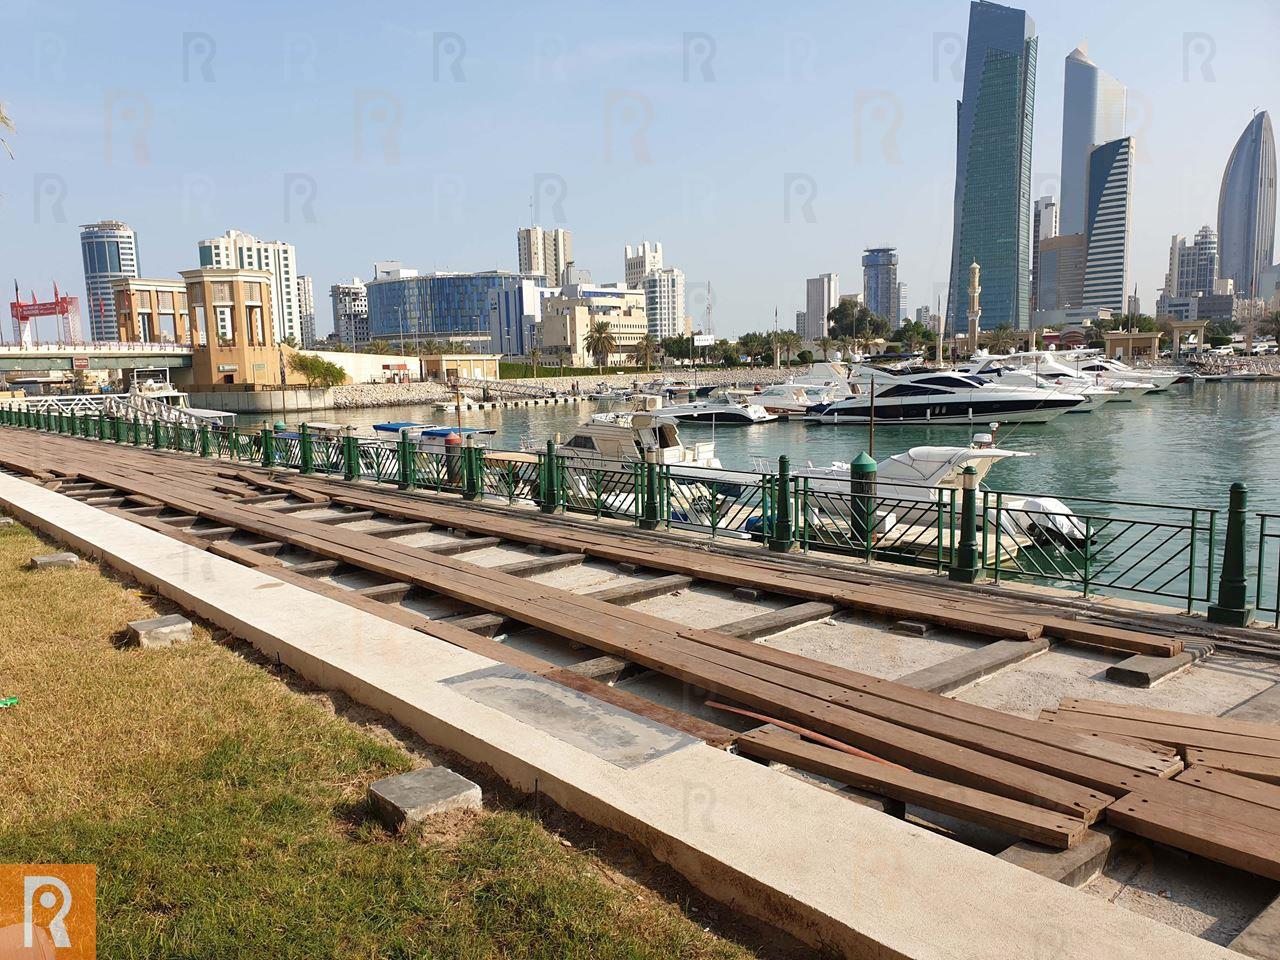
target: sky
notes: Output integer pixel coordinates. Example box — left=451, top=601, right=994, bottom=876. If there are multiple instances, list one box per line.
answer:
left=1, top=0, right=1277, bottom=341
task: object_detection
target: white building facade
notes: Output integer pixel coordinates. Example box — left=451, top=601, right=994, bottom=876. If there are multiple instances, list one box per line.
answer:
left=641, top=267, right=686, bottom=339
left=804, top=273, right=840, bottom=340
left=296, top=275, right=316, bottom=348
left=330, top=278, right=369, bottom=346
left=80, top=219, right=139, bottom=341
left=1082, top=137, right=1135, bottom=312
left=624, top=241, right=664, bottom=288
left=197, top=229, right=300, bottom=344
left=517, top=227, right=572, bottom=286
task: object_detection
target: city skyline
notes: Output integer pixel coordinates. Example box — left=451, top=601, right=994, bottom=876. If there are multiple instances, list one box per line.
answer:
left=2, top=0, right=1278, bottom=341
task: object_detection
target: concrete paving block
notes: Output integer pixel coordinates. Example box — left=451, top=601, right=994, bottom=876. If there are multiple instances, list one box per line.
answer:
left=616, top=562, right=638, bottom=574
left=368, top=766, right=482, bottom=830
left=733, top=586, right=761, bottom=601
left=998, top=827, right=1119, bottom=888
left=0, top=517, right=15, bottom=528
left=1107, top=644, right=1211, bottom=688
left=892, top=619, right=931, bottom=637
left=1230, top=892, right=1280, bottom=958
left=1225, top=683, right=1280, bottom=725
left=30, top=552, right=79, bottom=570
left=897, top=638, right=1051, bottom=694
left=127, top=613, right=193, bottom=649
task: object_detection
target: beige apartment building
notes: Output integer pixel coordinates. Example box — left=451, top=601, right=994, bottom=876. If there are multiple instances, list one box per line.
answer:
left=179, top=267, right=293, bottom=387
left=539, top=284, right=647, bottom=366
left=112, top=278, right=191, bottom=344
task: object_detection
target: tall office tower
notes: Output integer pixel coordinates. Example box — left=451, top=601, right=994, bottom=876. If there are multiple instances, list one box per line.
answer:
left=295, top=275, right=316, bottom=348
left=795, top=310, right=807, bottom=336
left=1059, top=45, right=1127, bottom=237
left=861, top=248, right=898, bottom=321
left=197, top=230, right=299, bottom=343
left=946, top=1, right=1038, bottom=333
left=641, top=267, right=686, bottom=338
left=896, top=282, right=909, bottom=328
left=1031, top=195, right=1059, bottom=309
left=517, top=226, right=572, bottom=286
left=1164, top=227, right=1220, bottom=298
left=1081, top=137, right=1135, bottom=312
left=1218, top=111, right=1276, bottom=298
left=624, top=241, right=664, bottom=288
left=804, top=273, right=840, bottom=340
left=1037, top=234, right=1087, bottom=310
left=80, top=220, right=139, bottom=341
left=330, top=278, right=369, bottom=346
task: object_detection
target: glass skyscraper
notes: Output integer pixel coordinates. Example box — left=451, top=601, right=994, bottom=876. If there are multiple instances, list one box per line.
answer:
left=80, top=220, right=139, bottom=341
left=1217, top=111, right=1276, bottom=299
left=366, top=271, right=527, bottom=347
left=1082, top=137, right=1135, bottom=312
left=1059, top=46, right=1127, bottom=239
left=946, top=1, right=1037, bottom=333
left=861, top=248, right=898, bottom=321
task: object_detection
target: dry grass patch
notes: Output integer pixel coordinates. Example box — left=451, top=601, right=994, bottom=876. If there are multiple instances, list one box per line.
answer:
left=0, top=522, right=755, bottom=959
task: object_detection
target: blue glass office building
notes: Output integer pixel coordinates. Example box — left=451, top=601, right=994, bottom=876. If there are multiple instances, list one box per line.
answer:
left=366, top=271, right=525, bottom=345
left=946, top=1, right=1037, bottom=333
left=1218, top=111, right=1276, bottom=300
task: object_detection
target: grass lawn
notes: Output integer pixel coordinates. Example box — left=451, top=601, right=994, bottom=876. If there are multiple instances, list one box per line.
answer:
left=0, top=522, right=757, bottom=959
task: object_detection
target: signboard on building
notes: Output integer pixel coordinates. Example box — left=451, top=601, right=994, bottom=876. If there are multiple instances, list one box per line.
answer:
left=71, top=356, right=89, bottom=370
left=693, top=334, right=715, bottom=347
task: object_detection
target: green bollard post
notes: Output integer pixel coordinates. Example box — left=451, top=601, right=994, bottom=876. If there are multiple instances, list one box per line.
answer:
left=639, top=453, right=660, bottom=530
left=848, top=451, right=878, bottom=559
left=343, top=434, right=359, bottom=482
left=768, top=455, right=794, bottom=552
left=98, top=413, right=106, bottom=441
left=131, top=416, right=142, bottom=446
left=948, top=465, right=981, bottom=583
left=462, top=444, right=481, bottom=501
left=1208, top=482, right=1254, bottom=626
left=261, top=427, right=275, bottom=467
left=541, top=439, right=559, bottom=514
left=199, top=424, right=211, bottom=458
left=152, top=419, right=163, bottom=449
left=298, top=424, right=313, bottom=474
left=397, top=429, right=415, bottom=489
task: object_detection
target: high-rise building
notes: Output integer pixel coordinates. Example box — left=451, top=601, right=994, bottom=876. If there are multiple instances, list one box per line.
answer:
left=1126, top=291, right=1141, bottom=316
left=517, top=226, right=572, bottom=286
left=1059, top=45, right=1127, bottom=238
left=641, top=267, right=686, bottom=338
left=1036, top=233, right=1087, bottom=311
left=1163, top=227, right=1219, bottom=298
left=1217, top=111, right=1276, bottom=299
left=197, top=230, right=300, bottom=344
left=795, top=310, right=807, bottom=336
left=330, top=279, right=369, bottom=346
left=295, top=275, right=316, bottom=348
left=1032, top=196, right=1059, bottom=310
left=946, top=1, right=1038, bottom=333
left=366, top=271, right=526, bottom=349
left=489, top=278, right=554, bottom=356
left=804, top=273, right=839, bottom=341
left=861, top=248, right=898, bottom=322
left=624, top=241, right=664, bottom=288
left=896, top=282, right=909, bottom=328
left=1082, top=137, right=1135, bottom=312
left=914, top=305, right=932, bottom=327
left=79, top=220, right=139, bottom=341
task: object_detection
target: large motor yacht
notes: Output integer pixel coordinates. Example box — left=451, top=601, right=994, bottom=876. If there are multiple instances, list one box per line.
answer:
left=961, top=350, right=1156, bottom=400
left=804, top=365, right=1087, bottom=425
left=953, top=353, right=1118, bottom=413
left=1056, top=350, right=1182, bottom=392
left=645, top=396, right=778, bottom=424
left=531, top=411, right=723, bottom=472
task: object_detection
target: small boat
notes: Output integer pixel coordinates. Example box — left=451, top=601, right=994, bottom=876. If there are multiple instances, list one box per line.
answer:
left=372, top=421, right=497, bottom=451
left=528, top=411, right=723, bottom=472
left=647, top=396, right=778, bottom=424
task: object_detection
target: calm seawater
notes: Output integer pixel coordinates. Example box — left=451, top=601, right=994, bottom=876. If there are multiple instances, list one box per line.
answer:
left=239, top=380, right=1280, bottom=515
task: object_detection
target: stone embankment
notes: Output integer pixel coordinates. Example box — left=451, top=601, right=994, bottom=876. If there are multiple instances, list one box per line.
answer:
left=330, top=367, right=802, bottom=409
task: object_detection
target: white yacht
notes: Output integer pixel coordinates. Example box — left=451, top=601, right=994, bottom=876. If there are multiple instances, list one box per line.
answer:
left=974, top=350, right=1157, bottom=400
left=647, top=396, right=778, bottom=424
left=744, top=362, right=853, bottom=414
left=530, top=411, right=723, bottom=471
left=953, top=354, right=1118, bottom=413
left=805, top=366, right=1086, bottom=425
left=1056, top=350, right=1181, bottom=392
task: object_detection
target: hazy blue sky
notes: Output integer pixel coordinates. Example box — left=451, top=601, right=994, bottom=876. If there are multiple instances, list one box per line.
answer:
left=2, top=0, right=1277, bottom=339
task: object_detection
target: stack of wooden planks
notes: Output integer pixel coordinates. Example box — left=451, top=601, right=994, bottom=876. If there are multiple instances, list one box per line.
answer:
left=0, top=430, right=1258, bottom=865
left=1043, top=699, right=1280, bottom=879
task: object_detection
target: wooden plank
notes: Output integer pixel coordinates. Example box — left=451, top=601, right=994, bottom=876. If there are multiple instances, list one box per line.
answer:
left=1184, top=749, right=1280, bottom=785
left=585, top=574, right=693, bottom=604
left=1037, top=617, right=1182, bottom=658
left=740, top=728, right=1087, bottom=849
left=717, top=602, right=837, bottom=640
left=493, top=553, right=585, bottom=577
left=1130, top=776, right=1280, bottom=839
left=1106, top=792, right=1280, bottom=881
left=1043, top=711, right=1280, bottom=759
left=1175, top=765, right=1280, bottom=812
left=1058, top=698, right=1280, bottom=742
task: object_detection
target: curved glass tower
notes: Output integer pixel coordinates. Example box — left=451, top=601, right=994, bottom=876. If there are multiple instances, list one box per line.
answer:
left=1217, top=112, right=1276, bottom=299
left=1059, top=45, right=1127, bottom=239
left=946, top=1, right=1038, bottom=333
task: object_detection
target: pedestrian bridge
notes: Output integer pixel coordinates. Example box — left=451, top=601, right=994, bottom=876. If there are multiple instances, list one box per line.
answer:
left=0, top=342, right=193, bottom=372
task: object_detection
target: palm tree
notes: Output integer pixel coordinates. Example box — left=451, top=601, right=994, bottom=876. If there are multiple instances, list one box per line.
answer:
left=632, top=333, right=660, bottom=371
left=816, top=336, right=834, bottom=360
left=528, top=346, right=542, bottom=378
left=777, top=330, right=803, bottom=366
left=368, top=339, right=392, bottom=355
left=837, top=335, right=858, bottom=360
left=984, top=325, right=1018, bottom=354
left=0, top=102, right=13, bottom=159
left=584, top=319, right=617, bottom=372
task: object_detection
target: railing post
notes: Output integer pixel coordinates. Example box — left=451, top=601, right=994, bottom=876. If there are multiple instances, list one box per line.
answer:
left=69, top=411, right=79, bottom=435
left=949, top=465, right=981, bottom=584
left=260, top=427, right=275, bottom=467
left=342, top=434, right=359, bottom=482
left=540, top=440, right=558, bottom=513
left=397, top=429, right=415, bottom=489
left=298, top=424, right=313, bottom=474
left=131, top=415, right=142, bottom=446
left=1208, top=482, right=1254, bottom=627
left=462, top=443, right=482, bottom=501
left=849, top=451, right=877, bottom=558
left=98, top=413, right=106, bottom=441
left=768, top=455, right=794, bottom=552
left=152, top=419, right=163, bottom=449
left=638, top=452, right=660, bottom=530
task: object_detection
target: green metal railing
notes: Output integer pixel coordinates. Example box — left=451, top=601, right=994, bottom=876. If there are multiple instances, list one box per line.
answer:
left=1257, top=514, right=1280, bottom=625
left=0, top=401, right=1262, bottom=616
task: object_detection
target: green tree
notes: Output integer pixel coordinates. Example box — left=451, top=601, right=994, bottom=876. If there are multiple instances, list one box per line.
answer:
left=288, top=353, right=348, bottom=388
left=417, top=339, right=445, bottom=356
left=367, top=339, right=392, bottom=355
left=584, top=319, right=617, bottom=372
left=984, top=324, right=1019, bottom=354
left=632, top=334, right=660, bottom=371
left=776, top=330, right=802, bottom=366
left=1263, top=311, right=1280, bottom=341
left=528, top=346, right=542, bottom=378
left=815, top=336, right=834, bottom=360
left=736, top=332, right=771, bottom=365
left=826, top=300, right=889, bottom=344
left=282, top=334, right=299, bottom=349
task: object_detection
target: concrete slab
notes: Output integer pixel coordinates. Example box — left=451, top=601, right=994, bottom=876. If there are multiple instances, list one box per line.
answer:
left=30, top=551, right=79, bottom=570
left=893, top=619, right=932, bottom=637
left=896, top=639, right=1052, bottom=694
left=1230, top=893, right=1280, bottom=958
left=0, top=472, right=1240, bottom=959
left=127, top=613, right=193, bottom=648
left=630, top=583, right=788, bottom=628
left=1225, top=683, right=1280, bottom=725
left=1107, top=647, right=1210, bottom=688
left=368, top=766, right=482, bottom=830
left=998, top=827, right=1118, bottom=888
